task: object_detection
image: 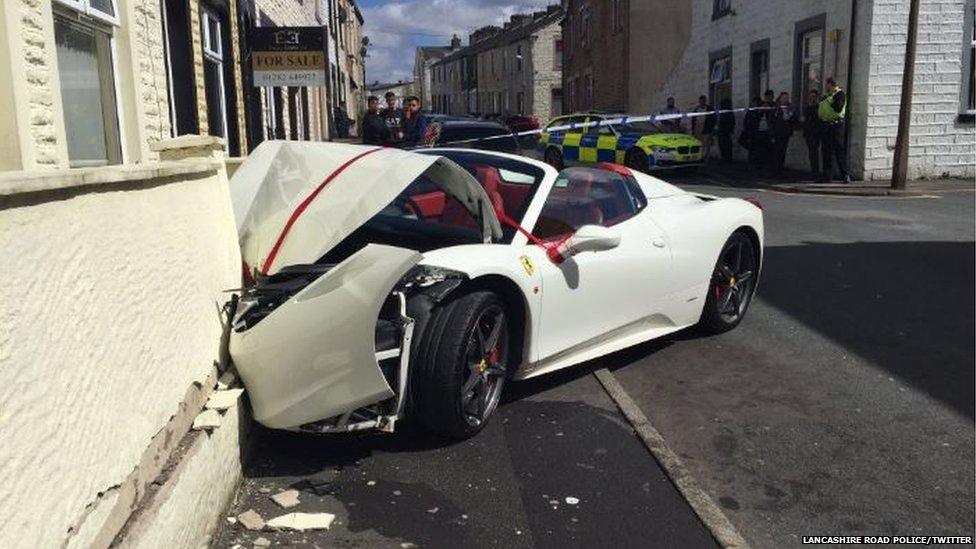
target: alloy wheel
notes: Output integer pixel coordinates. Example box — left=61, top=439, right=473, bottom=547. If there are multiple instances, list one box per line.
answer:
left=460, top=305, right=508, bottom=427
left=711, top=235, right=756, bottom=323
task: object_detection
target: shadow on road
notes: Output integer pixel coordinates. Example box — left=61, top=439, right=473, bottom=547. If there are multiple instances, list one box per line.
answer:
left=760, top=240, right=975, bottom=418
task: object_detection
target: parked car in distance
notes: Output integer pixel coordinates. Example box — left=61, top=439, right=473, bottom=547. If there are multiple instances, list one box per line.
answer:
left=425, top=119, right=521, bottom=155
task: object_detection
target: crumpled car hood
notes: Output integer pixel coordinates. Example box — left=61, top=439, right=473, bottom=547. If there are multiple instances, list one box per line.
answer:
left=230, top=140, right=502, bottom=276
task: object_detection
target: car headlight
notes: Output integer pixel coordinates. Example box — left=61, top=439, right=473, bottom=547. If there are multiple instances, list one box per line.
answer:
left=651, top=146, right=670, bottom=154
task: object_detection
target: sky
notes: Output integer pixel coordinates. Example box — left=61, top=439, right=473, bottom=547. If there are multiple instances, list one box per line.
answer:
left=358, top=0, right=555, bottom=84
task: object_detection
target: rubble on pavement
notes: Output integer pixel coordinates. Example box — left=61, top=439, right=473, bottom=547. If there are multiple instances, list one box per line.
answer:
left=266, top=512, right=336, bottom=531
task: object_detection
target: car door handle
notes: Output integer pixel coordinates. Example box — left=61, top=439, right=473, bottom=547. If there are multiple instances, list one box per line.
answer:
left=652, top=238, right=667, bottom=248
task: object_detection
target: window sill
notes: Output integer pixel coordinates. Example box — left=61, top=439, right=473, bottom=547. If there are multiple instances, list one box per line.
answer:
left=712, top=10, right=731, bottom=21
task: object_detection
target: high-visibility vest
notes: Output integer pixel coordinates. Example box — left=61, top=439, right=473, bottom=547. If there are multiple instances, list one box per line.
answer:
left=818, top=88, right=846, bottom=123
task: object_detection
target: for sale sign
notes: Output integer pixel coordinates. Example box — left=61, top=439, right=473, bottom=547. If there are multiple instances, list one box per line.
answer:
left=250, top=27, right=327, bottom=87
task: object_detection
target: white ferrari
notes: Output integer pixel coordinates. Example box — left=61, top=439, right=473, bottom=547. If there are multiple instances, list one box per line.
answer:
left=228, top=141, right=764, bottom=438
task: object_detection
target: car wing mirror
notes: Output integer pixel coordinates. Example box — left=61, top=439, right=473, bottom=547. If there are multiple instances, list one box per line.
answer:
left=547, top=224, right=621, bottom=263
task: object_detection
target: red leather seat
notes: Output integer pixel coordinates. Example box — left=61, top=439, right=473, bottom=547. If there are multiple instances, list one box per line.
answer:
left=441, top=165, right=506, bottom=229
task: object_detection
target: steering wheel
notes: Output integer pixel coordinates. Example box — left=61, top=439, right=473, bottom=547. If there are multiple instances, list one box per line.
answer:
left=393, top=195, right=424, bottom=219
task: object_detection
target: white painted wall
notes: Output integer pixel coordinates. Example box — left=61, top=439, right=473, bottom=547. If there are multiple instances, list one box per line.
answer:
left=0, top=159, right=240, bottom=548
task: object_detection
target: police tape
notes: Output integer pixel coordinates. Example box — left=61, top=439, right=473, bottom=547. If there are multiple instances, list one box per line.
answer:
left=413, top=106, right=776, bottom=149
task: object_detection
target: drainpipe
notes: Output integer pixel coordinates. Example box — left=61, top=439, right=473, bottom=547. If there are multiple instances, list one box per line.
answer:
left=843, top=0, right=857, bottom=172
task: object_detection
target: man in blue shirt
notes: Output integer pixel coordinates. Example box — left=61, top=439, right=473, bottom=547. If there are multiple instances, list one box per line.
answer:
left=401, top=96, right=429, bottom=148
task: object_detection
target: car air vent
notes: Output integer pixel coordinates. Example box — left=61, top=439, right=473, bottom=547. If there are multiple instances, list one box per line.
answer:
left=233, top=263, right=335, bottom=332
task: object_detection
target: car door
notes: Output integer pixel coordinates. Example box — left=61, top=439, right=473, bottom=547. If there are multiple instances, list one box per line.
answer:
left=578, top=116, right=618, bottom=164
left=523, top=167, right=671, bottom=364
left=550, top=115, right=587, bottom=164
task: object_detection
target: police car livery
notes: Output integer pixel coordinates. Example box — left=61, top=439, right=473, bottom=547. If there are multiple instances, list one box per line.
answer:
left=538, top=113, right=704, bottom=173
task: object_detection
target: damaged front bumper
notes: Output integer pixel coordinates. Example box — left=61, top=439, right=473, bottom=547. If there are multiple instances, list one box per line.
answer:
left=229, top=245, right=421, bottom=430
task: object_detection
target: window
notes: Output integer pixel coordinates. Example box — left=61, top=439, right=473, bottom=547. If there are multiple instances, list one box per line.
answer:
left=793, top=15, right=825, bottom=106
left=611, top=0, right=624, bottom=33
left=551, top=87, right=563, bottom=117
left=586, top=116, right=613, bottom=136
left=712, top=0, right=731, bottom=20
left=162, top=0, right=198, bottom=136
left=579, top=4, right=591, bottom=47
left=750, top=39, right=770, bottom=101
left=54, top=9, right=122, bottom=167
left=532, top=167, right=647, bottom=241
left=55, top=0, right=119, bottom=25
left=801, top=29, right=823, bottom=102
left=516, top=91, right=524, bottom=115
left=709, top=52, right=732, bottom=107
left=584, top=73, right=593, bottom=109
left=961, top=0, right=975, bottom=115
left=201, top=7, right=227, bottom=139
left=554, top=38, right=563, bottom=69
left=516, top=45, right=522, bottom=72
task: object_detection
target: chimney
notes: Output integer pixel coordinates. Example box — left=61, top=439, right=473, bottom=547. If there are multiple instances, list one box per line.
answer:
left=450, top=33, right=461, bottom=49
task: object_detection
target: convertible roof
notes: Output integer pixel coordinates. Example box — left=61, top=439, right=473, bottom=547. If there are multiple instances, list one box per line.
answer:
left=231, top=140, right=502, bottom=276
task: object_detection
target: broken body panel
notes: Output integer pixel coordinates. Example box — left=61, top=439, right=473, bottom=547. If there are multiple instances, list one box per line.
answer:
left=229, top=141, right=501, bottom=430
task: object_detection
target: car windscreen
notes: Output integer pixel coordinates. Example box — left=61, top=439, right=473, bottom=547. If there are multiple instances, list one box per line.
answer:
left=437, top=126, right=519, bottom=153
left=614, top=120, right=667, bottom=134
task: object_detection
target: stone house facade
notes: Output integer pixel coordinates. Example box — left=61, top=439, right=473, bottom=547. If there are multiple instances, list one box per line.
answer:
left=414, top=40, right=459, bottom=110
left=0, top=0, right=366, bottom=172
left=475, top=6, right=564, bottom=120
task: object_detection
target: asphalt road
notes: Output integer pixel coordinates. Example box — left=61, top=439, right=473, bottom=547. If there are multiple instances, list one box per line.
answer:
left=608, top=170, right=975, bottom=547
left=214, top=167, right=974, bottom=548
left=214, top=369, right=717, bottom=548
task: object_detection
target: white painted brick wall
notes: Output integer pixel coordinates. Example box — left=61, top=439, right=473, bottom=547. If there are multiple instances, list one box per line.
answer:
left=861, top=0, right=974, bottom=180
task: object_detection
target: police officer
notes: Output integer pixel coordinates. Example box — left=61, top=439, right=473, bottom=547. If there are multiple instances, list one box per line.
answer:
left=818, top=77, right=851, bottom=183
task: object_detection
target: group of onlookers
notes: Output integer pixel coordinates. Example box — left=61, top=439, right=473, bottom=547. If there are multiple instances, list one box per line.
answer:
left=361, top=91, right=429, bottom=148
left=661, top=76, right=851, bottom=182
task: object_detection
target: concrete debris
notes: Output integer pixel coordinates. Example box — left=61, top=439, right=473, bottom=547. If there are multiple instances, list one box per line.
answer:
left=192, top=409, right=222, bottom=431
left=565, top=496, right=580, bottom=505
left=206, top=388, right=245, bottom=411
left=217, top=371, right=237, bottom=390
left=226, top=516, right=237, bottom=524
left=237, top=509, right=266, bottom=531
left=266, top=512, right=336, bottom=531
left=366, top=481, right=376, bottom=486
left=307, top=478, right=333, bottom=496
left=270, top=489, right=301, bottom=509
left=400, top=543, right=417, bottom=548
left=253, top=537, right=271, bottom=548
left=258, top=487, right=272, bottom=494
left=426, top=507, right=439, bottom=514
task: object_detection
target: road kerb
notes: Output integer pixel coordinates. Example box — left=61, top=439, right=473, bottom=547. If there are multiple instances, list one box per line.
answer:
left=593, top=368, right=751, bottom=549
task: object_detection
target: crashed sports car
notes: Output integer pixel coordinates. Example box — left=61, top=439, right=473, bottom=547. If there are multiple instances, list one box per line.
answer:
left=228, top=141, right=764, bottom=439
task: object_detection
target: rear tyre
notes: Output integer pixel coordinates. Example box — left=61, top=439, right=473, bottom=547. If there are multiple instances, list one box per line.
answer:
left=412, top=291, right=510, bottom=439
left=544, top=147, right=564, bottom=171
left=625, top=148, right=650, bottom=173
left=698, top=232, right=758, bottom=334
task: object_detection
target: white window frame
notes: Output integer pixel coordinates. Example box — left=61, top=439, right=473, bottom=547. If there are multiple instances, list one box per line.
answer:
left=201, top=6, right=228, bottom=140
left=53, top=4, right=124, bottom=166
left=55, top=0, right=120, bottom=26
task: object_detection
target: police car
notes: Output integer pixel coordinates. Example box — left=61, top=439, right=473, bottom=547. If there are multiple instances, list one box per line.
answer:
left=538, top=113, right=704, bottom=173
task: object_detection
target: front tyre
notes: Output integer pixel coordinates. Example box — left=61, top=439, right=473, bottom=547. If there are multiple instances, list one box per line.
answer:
left=412, top=291, right=509, bottom=438
left=544, top=147, right=564, bottom=170
left=698, top=232, right=758, bottom=334
left=625, top=148, right=650, bottom=173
